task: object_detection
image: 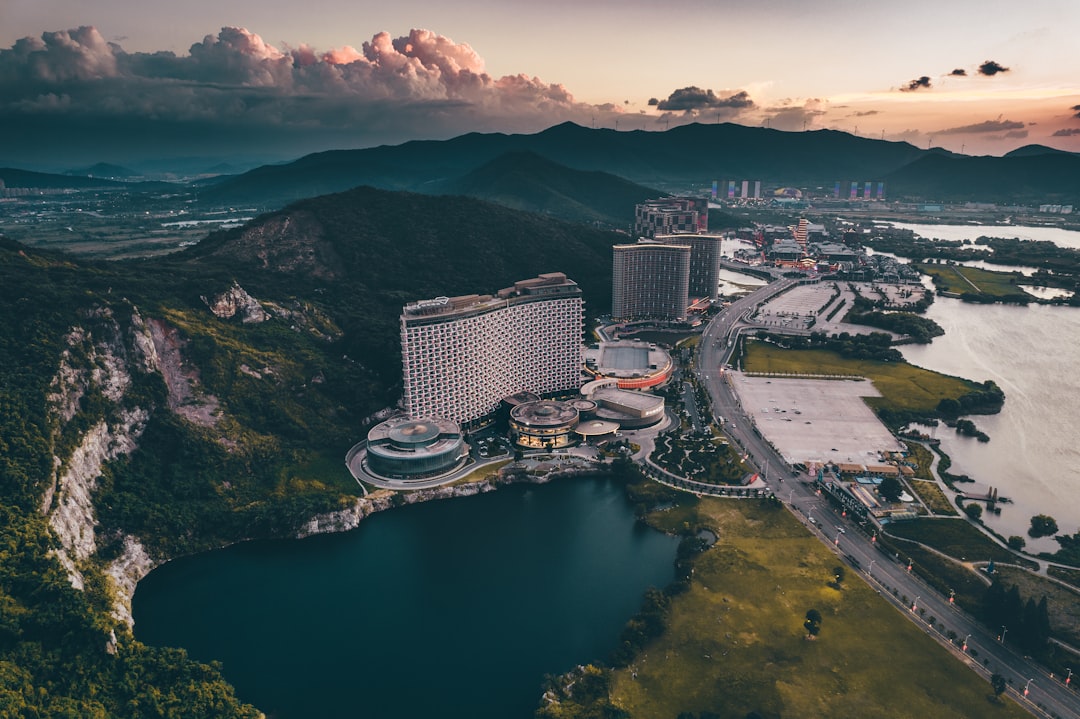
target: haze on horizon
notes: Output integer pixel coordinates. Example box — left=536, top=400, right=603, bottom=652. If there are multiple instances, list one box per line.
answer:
left=3, top=0, right=1080, bottom=170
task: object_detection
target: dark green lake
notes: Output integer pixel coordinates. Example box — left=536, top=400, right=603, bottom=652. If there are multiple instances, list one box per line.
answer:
left=132, top=477, right=679, bottom=718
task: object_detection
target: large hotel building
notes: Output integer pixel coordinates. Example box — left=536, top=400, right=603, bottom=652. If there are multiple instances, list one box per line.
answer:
left=400, top=273, right=584, bottom=425
left=611, top=242, right=691, bottom=322
left=634, top=197, right=709, bottom=238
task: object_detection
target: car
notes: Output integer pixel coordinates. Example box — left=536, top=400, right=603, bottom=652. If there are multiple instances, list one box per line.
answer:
left=836, top=527, right=846, bottom=534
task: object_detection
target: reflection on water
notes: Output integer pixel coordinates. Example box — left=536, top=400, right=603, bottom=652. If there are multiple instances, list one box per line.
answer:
left=886, top=222, right=1080, bottom=250
left=901, top=299, right=1080, bottom=548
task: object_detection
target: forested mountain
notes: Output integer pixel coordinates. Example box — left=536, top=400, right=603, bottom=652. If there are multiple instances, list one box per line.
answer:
left=199, top=121, right=935, bottom=207
left=884, top=151, right=1080, bottom=203
left=0, top=186, right=623, bottom=715
left=433, top=151, right=659, bottom=227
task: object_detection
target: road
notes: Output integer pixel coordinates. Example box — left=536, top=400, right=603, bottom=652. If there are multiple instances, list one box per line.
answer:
left=695, top=278, right=1080, bottom=719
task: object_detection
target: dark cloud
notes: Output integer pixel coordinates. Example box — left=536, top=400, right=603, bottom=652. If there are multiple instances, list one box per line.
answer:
left=1072, top=104, right=1080, bottom=119
left=653, top=86, right=755, bottom=113
left=1053, top=128, right=1080, bottom=137
left=851, top=110, right=880, bottom=117
left=938, top=119, right=1025, bottom=135
left=0, top=25, right=626, bottom=165
left=1003, top=129, right=1029, bottom=139
left=900, top=76, right=932, bottom=92
left=647, top=97, right=659, bottom=106
left=978, top=60, right=1010, bottom=76
left=949, top=68, right=967, bottom=77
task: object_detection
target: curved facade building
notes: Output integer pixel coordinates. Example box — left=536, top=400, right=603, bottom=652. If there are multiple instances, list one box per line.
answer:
left=509, top=400, right=580, bottom=449
left=612, top=242, right=691, bottom=322
left=366, top=417, right=467, bottom=478
left=401, top=273, right=584, bottom=425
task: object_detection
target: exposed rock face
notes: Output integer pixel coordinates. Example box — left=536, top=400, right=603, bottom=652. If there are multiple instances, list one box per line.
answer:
left=44, top=310, right=151, bottom=592
left=202, top=282, right=269, bottom=323
left=296, top=465, right=586, bottom=539
left=105, top=535, right=158, bottom=628
left=147, top=318, right=220, bottom=428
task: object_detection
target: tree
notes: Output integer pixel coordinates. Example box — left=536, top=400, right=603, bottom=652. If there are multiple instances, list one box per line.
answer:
left=991, top=673, right=1007, bottom=701
left=1028, top=514, right=1058, bottom=538
left=833, top=565, right=846, bottom=585
left=804, top=608, right=822, bottom=638
left=964, top=502, right=982, bottom=521
left=878, top=476, right=903, bottom=503
left=1007, top=535, right=1026, bottom=551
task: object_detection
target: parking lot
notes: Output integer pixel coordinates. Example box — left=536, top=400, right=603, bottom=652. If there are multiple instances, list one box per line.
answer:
left=729, top=372, right=904, bottom=466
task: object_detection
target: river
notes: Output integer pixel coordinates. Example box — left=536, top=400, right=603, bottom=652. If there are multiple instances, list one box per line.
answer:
left=901, top=298, right=1080, bottom=551
left=884, top=221, right=1080, bottom=250
left=133, top=477, right=679, bottom=719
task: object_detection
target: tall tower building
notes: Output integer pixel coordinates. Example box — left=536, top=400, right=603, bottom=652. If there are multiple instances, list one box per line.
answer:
left=400, top=273, right=584, bottom=425
left=654, top=234, right=723, bottom=300
left=612, top=243, right=691, bottom=322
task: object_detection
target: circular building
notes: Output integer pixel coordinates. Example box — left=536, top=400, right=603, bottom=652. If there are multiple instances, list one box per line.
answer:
left=583, top=340, right=673, bottom=389
left=365, top=416, right=467, bottom=478
left=509, top=400, right=580, bottom=449
left=581, top=380, right=666, bottom=430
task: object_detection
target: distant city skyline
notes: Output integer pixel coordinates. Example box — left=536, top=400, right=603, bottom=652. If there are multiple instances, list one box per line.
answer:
left=3, top=0, right=1080, bottom=167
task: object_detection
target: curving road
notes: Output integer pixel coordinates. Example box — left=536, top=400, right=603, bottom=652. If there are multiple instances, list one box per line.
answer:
left=695, top=278, right=1080, bottom=719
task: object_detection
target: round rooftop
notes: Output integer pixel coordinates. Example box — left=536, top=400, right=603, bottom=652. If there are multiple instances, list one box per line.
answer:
left=388, top=420, right=441, bottom=447
left=510, top=400, right=579, bottom=428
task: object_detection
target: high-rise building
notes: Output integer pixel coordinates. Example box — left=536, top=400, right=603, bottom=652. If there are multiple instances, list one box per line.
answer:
left=612, top=242, right=691, bottom=321
left=653, top=234, right=723, bottom=300
left=634, top=197, right=708, bottom=237
left=400, top=273, right=584, bottom=425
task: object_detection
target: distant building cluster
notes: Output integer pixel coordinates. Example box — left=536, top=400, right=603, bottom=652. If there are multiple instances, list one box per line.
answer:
left=1039, top=204, right=1074, bottom=214
left=633, top=197, right=708, bottom=237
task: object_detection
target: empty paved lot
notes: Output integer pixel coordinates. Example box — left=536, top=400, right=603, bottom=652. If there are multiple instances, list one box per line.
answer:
left=728, top=372, right=904, bottom=467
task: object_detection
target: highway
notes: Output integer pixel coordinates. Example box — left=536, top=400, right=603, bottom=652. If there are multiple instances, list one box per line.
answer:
left=695, top=278, right=1080, bottom=719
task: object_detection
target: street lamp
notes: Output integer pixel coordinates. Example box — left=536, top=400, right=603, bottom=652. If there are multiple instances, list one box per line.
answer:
left=911, top=596, right=919, bottom=612
left=1000, top=625, right=1008, bottom=644
left=1066, top=668, right=1072, bottom=686
left=868, top=560, right=876, bottom=576
left=834, top=532, right=841, bottom=546
left=1024, top=678, right=1034, bottom=699
left=948, top=588, right=955, bottom=604
left=961, top=634, right=970, bottom=652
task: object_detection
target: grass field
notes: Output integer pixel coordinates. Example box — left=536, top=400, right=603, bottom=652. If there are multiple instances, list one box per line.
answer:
left=915, top=263, right=1029, bottom=298
left=608, top=499, right=1028, bottom=719
left=903, top=441, right=935, bottom=480
left=743, top=342, right=978, bottom=415
left=454, top=459, right=512, bottom=484
left=1047, top=565, right=1080, bottom=591
left=909, top=480, right=958, bottom=515
left=993, top=566, right=1080, bottom=648
left=885, top=518, right=1033, bottom=567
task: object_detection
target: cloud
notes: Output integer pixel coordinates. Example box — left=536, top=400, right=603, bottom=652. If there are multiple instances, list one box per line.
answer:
left=0, top=25, right=626, bottom=164
left=949, top=68, right=967, bottom=77
left=900, top=76, right=932, bottom=92
left=762, top=98, right=826, bottom=131
left=653, top=86, right=755, bottom=113
left=939, top=119, right=1025, bottom=135
left=1053, top=128, right=1080, bottom=137
left=978, top=60, right=1010, bottom=76
left=1073, top=104, right=1080, bottom=119
left=1003, top=129, right=1028, bottom=139
left=851, top=110, right=880, bottom=117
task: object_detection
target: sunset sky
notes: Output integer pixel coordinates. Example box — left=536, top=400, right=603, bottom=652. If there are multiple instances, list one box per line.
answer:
left=3, top=0, right=1080, bottom=168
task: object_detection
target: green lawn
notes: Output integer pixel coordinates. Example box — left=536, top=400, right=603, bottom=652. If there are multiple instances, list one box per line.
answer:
left=909, top=480, right=958, bottom=515
left=915, top=263, right=1030, bottom=298
left=608, top=499, right=1028, bottom=719
left=886, top=518, right=1033, bottom=567
left=743, top=341, right=978, bottom=414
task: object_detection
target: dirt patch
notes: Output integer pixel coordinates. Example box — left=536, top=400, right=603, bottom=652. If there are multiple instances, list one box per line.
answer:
left=148, top=318, right=219, bottom=428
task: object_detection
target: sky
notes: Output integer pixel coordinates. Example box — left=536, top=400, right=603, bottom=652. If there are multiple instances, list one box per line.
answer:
left=3, top=0, right=1080, bottom=169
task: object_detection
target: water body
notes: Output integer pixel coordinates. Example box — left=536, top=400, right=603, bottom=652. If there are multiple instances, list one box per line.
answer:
left=718, top=267, right=768, bottom=296
left=901, top=299, right=1080, bottom=550
left=133, top=478, right=679, bottom=719
left=886, top=222, right=1080, bottom=250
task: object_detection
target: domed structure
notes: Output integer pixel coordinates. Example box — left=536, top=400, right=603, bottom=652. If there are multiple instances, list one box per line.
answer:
left=509, top=400, right=580, bottom=449
left=365, top=416, right=467, bottom=478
